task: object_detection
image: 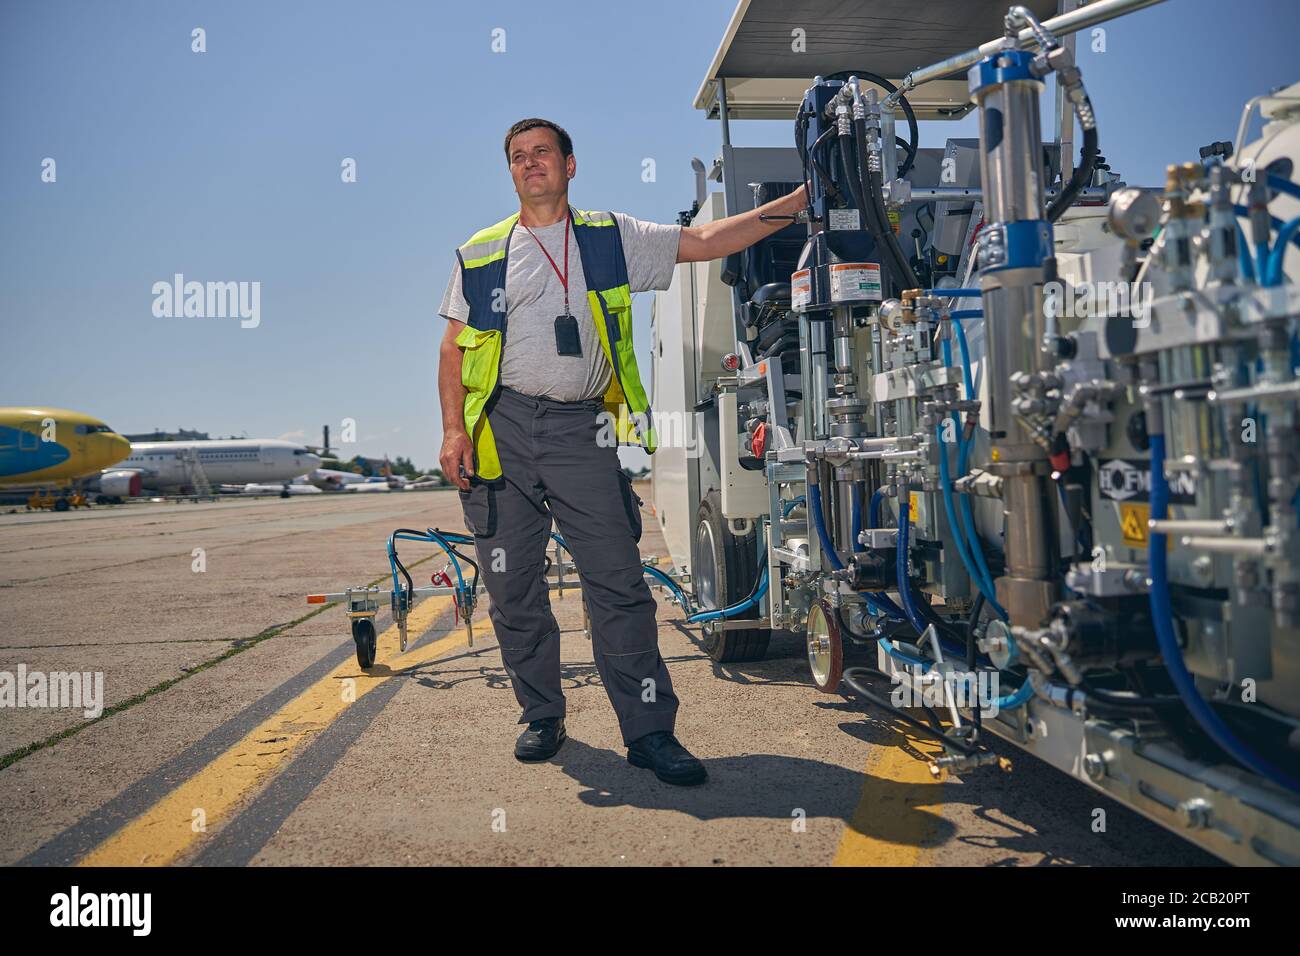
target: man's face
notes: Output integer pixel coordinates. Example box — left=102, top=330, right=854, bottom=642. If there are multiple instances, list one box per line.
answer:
left=508, top=127, right=575, bottom=201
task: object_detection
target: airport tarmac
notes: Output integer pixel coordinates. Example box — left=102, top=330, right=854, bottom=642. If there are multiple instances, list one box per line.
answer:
left=0, top=492, right=1219, bottom=866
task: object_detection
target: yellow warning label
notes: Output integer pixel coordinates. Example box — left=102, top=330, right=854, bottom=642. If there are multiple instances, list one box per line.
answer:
left=909, top=491, right=919, bottom=516
left=1119, top=502, right=1149, bottom=547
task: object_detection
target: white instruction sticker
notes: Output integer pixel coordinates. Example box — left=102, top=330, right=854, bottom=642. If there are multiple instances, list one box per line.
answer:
left=791, top=269, right=811, bottom=311
left=829, top=262, right=882, bottom=302
left=828, top=208, right=861, bottom=231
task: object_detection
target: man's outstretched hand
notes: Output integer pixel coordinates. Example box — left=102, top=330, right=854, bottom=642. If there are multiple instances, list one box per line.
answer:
left=440, top=430, right=475, bottom=490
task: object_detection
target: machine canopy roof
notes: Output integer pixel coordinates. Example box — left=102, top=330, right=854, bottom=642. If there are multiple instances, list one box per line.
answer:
left=695, top=0, right=1058, bottom=120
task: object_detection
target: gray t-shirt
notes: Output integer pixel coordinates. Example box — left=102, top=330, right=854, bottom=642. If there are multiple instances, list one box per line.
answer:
left=439, top=210, right=681, bottom=402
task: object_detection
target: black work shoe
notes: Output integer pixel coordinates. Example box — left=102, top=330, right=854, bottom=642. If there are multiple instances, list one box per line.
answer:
left=515, top=717, right=566, bottom=762
left=627, top=731, right=707, bottom=786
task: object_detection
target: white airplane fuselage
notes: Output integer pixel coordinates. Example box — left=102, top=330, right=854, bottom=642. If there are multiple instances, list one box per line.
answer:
left=113, top=439, right=321, bottom=492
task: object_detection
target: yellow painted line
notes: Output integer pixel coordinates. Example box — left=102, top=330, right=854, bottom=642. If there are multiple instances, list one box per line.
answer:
left=833, top=724, right=948, bottom=867
left=79, top=596, right=478, bottom=867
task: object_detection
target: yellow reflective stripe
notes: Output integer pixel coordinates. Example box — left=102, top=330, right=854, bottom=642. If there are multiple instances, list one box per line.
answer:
left=460, top=248, right=507, bottom=269
left=573, top=208, right=614, bottom=227
left=463, top=213, right=519, bottom=247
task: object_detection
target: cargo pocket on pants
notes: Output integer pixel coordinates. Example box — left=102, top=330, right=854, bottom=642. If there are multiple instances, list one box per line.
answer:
left=458, top=482, right=496, bottom=538
left=616, top=471, right=643, bottom=543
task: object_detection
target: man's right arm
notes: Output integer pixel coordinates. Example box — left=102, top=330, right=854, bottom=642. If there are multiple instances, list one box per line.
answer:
left=438, top=318, right=475, bottom=490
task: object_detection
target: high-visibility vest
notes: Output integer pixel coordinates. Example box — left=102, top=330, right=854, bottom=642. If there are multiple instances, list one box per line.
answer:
left=453, top=206, right=657, bottom=480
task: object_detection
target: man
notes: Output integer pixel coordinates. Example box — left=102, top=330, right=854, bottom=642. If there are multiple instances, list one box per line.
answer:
left=437, top=117, right=806, bottom=786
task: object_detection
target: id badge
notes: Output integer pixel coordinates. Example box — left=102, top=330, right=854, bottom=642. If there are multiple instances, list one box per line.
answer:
left=554, top=313, right=582, bottom=357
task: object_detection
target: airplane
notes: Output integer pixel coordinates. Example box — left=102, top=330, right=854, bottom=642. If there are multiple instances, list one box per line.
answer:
left=305, top=466, right=371, bottom=491
left=100, top=438, right=322, bottom=496
left=239, top=480, right=323, bottom=496
left=307, top=455, right=422, bottom=491
left=0, top=407, right=133, bottom=510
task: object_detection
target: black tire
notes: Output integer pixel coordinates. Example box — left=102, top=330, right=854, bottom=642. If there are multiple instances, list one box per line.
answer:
left=693, top=490, right=770, bottom=662
left=53, top=498, right=70, bottom=512
left=352, top=618, right=377, bottom=669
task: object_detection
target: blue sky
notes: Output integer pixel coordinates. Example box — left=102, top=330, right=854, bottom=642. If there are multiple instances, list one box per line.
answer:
left=2, top=0, right=1297, bottom=471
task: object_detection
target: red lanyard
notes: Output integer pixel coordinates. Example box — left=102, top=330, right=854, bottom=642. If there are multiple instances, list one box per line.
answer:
left=520, top=214, right=570, bottom=315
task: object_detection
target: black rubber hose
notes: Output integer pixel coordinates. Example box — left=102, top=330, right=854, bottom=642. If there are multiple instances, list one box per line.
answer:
left=427, top=528, right=480, bottom=596
left=823, top=70, right=919, bottom=179
left=810, top=127, right=841, bottom=204
left=842, top=667, right=978, bottom=755
left=852, top=114, right=920, bottom=290
left=794, top=108, right=815, bottom=220
left=1047, top=123, right=1099, bottom=223
left=965, top=591, right=986, bottom=670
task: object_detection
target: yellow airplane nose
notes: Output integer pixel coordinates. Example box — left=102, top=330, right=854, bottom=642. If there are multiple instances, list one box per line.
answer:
left=96, top=434, right=132, bottom=469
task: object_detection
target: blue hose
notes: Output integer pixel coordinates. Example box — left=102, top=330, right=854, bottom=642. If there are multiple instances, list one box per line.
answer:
left=809, top=480, right=901, bottom=620
left=1236, top=221, right=1256, bottom=281
left=685, top=565, right=768, bottom=623
left=1234, top=205, right=1300, bottom=251
left=642, top=563, right=693, bottom=613
left=993, top=677, right=1035, bottom=710
left=548, top=530, right=693, bottom=611
left=1268, top=173, right=1300, bottom=203
left=936, top=422, right=1001, bottom=614
left=953, top=316, right=976, bottom=399
left=941, top=316, right=1007, bottom=619
left=925, top=288, right=982, bottom=298
left=878, top=636, right=932, bottom=670
left=1264, top=216, right=1300, bottom=286
left=1148, top=432, right=1300, bottom=794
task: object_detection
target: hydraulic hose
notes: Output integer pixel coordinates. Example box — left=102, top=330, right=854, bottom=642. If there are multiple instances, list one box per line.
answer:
left=842, top=667, right=978, bottom=755
left=823, top=70, right=919, bottom=179
left=1047, top=125, right=1099, bottom=223
left=1148, top=429, right=1300, bottom=794
left=810, top=127, right=842, bottom=204
left=851, top=113, right=919, bottom=290
left=848, top=114, right=913, bottom=290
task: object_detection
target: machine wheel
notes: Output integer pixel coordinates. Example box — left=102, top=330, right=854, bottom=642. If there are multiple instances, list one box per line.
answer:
left=53, top=498, right=70, bottom=512
left=806, top=599, right=844, bottom=693
left=351, top=618, right=378, bottom=669
left=693, top=491, right=770, bottom=662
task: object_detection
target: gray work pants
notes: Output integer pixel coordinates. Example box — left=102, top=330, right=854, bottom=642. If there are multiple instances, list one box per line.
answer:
left=457, top=385, right=678, bottom=745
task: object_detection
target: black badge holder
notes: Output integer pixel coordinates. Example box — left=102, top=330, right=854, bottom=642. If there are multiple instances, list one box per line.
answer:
left=554, top=313, right=582, bottom=356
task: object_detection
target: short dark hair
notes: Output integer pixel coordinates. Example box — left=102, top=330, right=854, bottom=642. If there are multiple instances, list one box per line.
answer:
left=504, top=118, right=573, bottom=164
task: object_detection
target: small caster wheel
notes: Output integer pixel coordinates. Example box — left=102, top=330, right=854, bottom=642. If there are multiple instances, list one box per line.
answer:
left=351, top=618, right=377, bottom=669
left=806, top=599, right=844, bottom=693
